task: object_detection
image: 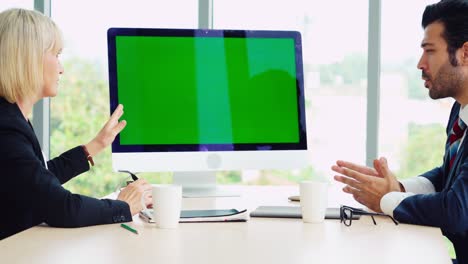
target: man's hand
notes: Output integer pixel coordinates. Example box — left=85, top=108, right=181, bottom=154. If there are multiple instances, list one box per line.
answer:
left=117, top=179, right=153, bottom=216
left=84, top=104, right=127, bottom=157
left=332, top=157, right=402, bottom=212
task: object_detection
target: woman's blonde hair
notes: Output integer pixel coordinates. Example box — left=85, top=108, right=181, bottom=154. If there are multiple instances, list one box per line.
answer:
left=0, top=8, right=63, bottom=103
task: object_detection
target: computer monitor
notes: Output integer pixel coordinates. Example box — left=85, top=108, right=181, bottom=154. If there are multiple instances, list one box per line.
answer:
left=107, top=28, right=308, bottom=197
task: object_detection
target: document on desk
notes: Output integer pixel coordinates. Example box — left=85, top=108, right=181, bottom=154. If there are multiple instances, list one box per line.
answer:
left=140, top=208, right=249, bottom=223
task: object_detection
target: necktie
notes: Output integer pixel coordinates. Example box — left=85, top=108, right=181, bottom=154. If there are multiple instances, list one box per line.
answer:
left=448, top=117, right=467, bottom=170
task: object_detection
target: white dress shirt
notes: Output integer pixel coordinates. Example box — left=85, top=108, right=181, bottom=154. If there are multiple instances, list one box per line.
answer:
left=381, top=104, right=468, bottom=217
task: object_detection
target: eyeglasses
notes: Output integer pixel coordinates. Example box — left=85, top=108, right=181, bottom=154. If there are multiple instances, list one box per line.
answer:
left=340, top=205, right=399, bottom=226
left=114, top=170, right=140, bottom=193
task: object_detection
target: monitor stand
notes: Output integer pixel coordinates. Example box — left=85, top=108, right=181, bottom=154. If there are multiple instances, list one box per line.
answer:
left=172, top=171, right=239, bottom=198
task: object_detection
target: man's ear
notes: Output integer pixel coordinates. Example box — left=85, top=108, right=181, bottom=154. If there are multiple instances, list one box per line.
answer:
left=462, top=42, right=468, bottom=66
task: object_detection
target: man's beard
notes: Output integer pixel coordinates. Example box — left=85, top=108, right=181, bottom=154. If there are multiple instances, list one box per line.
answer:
left=423, top=61, right=463, bottom=100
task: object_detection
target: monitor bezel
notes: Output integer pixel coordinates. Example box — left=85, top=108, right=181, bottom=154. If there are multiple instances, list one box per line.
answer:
left=107, top=27, right=307, bottom=153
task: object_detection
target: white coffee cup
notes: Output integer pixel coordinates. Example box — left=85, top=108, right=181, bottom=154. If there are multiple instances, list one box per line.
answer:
left=141, top=184, right=182, bottom=228
left=299, top=181, right=328, bottom=223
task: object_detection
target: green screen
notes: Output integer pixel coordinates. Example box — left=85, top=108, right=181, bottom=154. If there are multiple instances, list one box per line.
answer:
left=116, top=36, right=299, bottom=145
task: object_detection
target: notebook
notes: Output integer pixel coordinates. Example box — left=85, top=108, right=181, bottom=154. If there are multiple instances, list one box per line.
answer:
left=250, top=206, right=360, bottom=220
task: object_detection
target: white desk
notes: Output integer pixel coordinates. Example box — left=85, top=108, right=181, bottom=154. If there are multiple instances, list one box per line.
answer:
left=0, top=186, right=451, bottom=264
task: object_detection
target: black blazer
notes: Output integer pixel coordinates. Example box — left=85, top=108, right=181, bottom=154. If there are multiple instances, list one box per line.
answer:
left=0, top=97, right=131, bottom=240
left=394, top=102, right=468, bottom=263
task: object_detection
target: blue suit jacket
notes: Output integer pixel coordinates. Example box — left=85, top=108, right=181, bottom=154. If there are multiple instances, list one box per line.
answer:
left=0, top=97, right=132, bottom=240
left=394, top=102, right=468, bottom=263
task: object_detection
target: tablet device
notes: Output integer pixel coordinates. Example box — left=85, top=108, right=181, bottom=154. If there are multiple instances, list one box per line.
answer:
left=249, top=206, right=360, bottom=220
left=140, top=208, right=248, bottom=223
left=181, top=209, right=240, bottom=218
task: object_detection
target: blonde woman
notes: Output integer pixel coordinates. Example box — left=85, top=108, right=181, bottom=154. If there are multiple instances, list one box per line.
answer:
left=0, top=8, right=152, bottom=239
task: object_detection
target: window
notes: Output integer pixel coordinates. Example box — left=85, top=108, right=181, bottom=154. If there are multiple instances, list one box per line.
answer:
left=51, top=1, right=368, bottom=192
left=50, top=0, right=198, bottom=196
left=0, top=0, right=32, bottom=10
left=214, top=0, right=369, bottom=184
left=46, top=0, right=451, bottom=199
left=379, top=0, right=449, bottom=180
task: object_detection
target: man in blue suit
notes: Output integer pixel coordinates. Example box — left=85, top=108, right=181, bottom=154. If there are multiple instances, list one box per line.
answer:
left=332, top=0, right=468, bottom=263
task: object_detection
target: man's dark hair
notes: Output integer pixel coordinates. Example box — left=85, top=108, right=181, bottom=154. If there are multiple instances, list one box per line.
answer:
left=422, top=0, right=468, bottom=66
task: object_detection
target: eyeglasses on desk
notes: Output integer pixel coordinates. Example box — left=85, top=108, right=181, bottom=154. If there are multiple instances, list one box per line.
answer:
left=340, top=205, right=399, bottom=226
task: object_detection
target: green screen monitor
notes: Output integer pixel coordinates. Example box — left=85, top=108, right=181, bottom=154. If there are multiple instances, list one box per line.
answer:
left=107, top=28, right=308, bottom=196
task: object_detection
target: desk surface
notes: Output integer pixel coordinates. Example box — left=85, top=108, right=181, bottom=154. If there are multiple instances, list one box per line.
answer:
left=0, top=185, right=451, bottom=264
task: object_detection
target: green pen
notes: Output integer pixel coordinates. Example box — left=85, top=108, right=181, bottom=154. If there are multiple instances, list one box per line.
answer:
left=120, top=223, right=139, bottom=235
